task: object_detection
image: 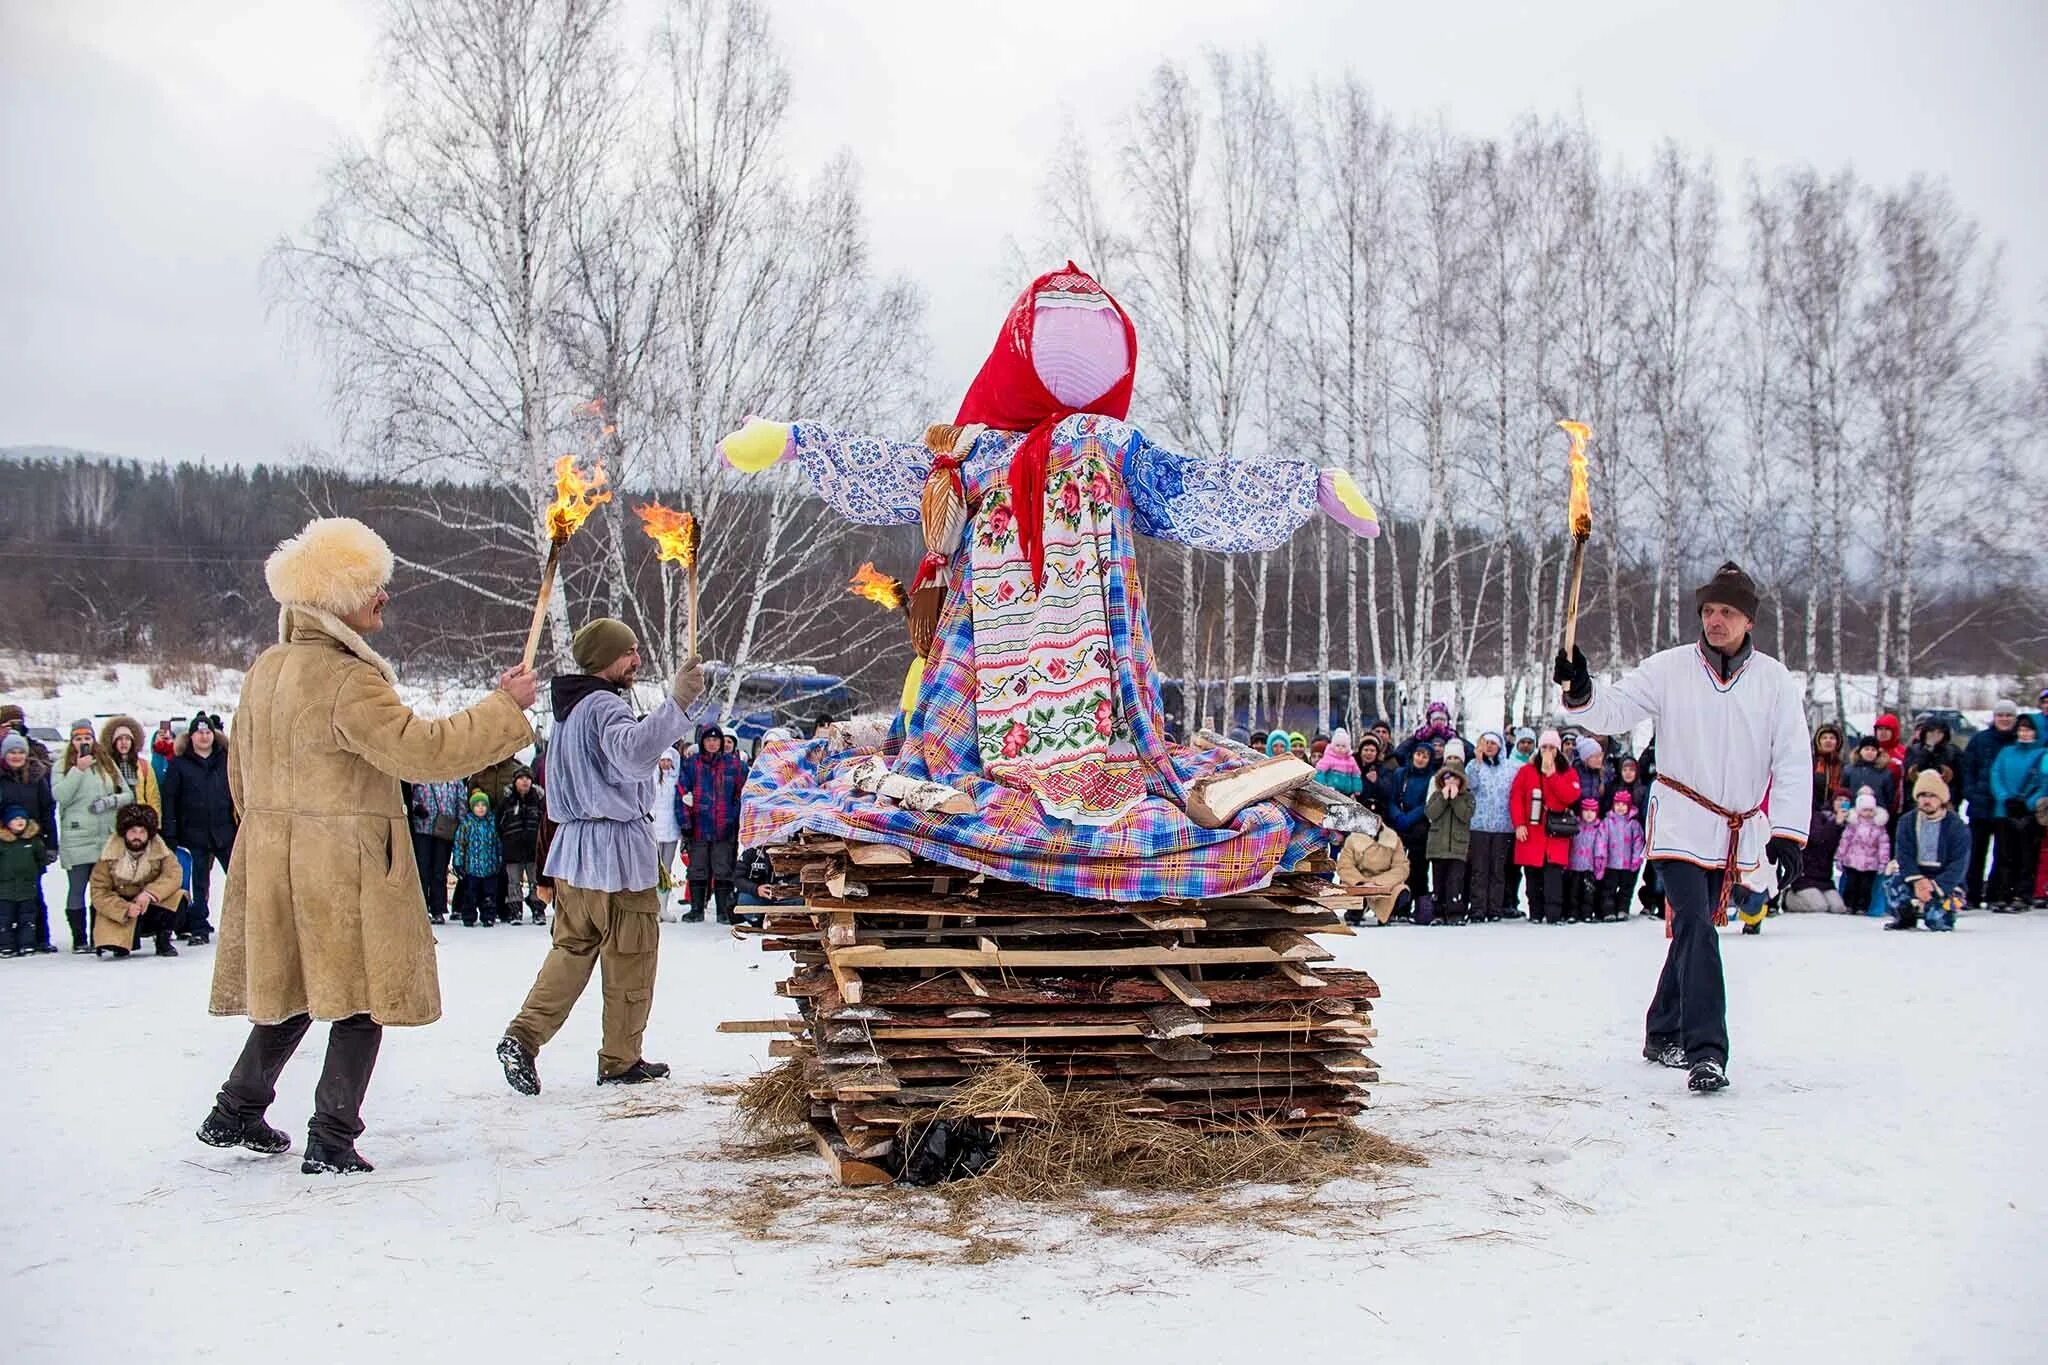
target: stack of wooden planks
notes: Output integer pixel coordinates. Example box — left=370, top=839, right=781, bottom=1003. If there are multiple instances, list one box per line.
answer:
left=718, top=833, right=1380, bottom=1185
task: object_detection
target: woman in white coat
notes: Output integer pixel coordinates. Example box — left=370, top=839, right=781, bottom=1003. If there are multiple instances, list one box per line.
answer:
left=650, top=748, right=684, bottom=919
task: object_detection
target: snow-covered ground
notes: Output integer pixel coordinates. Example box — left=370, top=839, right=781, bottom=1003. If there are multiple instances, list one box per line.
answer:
left=6, top=863, right=2041, bottom=1363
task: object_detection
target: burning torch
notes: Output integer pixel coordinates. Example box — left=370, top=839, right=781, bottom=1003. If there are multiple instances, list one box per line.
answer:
left=522, top=454, right=612, bottom=671
left=635, top=502, right=701, bottom=659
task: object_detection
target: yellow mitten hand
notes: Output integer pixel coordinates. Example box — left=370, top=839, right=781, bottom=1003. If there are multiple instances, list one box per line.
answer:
left=1317, top=467, right=1380, bottom=538
left=719, top=417, right=794, bottom=473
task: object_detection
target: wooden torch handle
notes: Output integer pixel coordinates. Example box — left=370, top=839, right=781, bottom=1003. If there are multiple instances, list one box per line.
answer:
left=1560, top=534, right=1588, bottom=658
left=521, top=543, right=563, bottom=672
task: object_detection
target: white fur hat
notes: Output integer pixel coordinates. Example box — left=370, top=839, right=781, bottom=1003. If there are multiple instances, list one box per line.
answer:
left=265, top=517, right=394, bottom=614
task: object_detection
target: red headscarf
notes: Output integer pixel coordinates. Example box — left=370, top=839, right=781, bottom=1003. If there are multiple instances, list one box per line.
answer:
left=954, top=263, right=1137, bottom=591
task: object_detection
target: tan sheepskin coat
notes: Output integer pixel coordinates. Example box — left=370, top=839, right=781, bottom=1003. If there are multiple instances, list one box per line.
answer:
left=89, top=832, right=186, bottom=951
left=1337, top=823, right=1411, bottom=925
left=209, top=607, right=533, bottom=1026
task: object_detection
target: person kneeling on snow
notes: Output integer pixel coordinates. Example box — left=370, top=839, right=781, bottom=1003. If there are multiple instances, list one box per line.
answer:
left=1883, top=771, right=1968, bottom=932
left=1336, top=816, right=1411, bottom=926
left=1784, top=794, right=1850, bottom=914
left=88, top=804, right=186, bottom=959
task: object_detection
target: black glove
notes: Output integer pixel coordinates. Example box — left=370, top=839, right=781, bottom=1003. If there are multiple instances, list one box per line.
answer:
left=2007, top=798, right=2029, bottom=821
left=1766, top=836, right=1801, bottom=889
left=1553, top=646, right=1592, bottom=706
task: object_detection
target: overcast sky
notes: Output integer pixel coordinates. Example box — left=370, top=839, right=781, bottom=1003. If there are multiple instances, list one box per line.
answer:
left=2, top=0, right=2042, bottom=467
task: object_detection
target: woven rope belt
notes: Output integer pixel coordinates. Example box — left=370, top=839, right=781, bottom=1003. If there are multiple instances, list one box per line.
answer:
left=1654, top=773, right=1762, bottom=928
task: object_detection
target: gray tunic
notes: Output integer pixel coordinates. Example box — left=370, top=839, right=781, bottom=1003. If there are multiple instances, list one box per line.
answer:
left=544, top=690, right=700, bottom=893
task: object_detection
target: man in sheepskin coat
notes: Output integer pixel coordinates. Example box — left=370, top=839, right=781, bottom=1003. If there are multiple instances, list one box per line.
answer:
left=199, top=517, right=538, bottom=1175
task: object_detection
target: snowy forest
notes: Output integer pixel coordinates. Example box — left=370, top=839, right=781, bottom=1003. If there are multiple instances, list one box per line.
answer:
left=13, top=0, right=2044, bottom=731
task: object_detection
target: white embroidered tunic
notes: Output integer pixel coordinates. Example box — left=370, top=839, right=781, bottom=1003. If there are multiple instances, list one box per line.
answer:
left=1564, top=642, right=1812, bottom=870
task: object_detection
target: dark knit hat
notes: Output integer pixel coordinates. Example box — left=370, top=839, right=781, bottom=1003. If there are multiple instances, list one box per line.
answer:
left=2, top=804, right=27, bottom=825
left=1694, top=561, right=1759, bottom=620
left=0, top=703, right=24, bottom=728
left=572, top=618, right=638, bottom=674
left=115, top=803, right=159, bottom=838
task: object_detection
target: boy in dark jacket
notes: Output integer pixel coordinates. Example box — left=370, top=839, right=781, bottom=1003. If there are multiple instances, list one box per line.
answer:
left=497, top=768, right=547, bottom=925
left=1884, top=771, right=1969, bottom=931
left=0, top=803, right=55, bottom=955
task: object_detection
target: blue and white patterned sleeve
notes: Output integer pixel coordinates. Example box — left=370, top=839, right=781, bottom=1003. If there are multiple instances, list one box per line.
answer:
left=788, top=422, right=931, bottom=526
left=1117, top=423, right=1321, bottom=553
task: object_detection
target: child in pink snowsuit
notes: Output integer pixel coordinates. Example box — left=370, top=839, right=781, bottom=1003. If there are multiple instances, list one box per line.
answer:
left=1837, top=790, right=1891, bottom=915
left=1566, top=797, right=1609, bottom=922
left=1598, top=789, right=1647, bottom=921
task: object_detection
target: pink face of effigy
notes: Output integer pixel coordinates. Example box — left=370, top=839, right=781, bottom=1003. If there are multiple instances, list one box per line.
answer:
left=1032, top=304, right=1128, bottom=408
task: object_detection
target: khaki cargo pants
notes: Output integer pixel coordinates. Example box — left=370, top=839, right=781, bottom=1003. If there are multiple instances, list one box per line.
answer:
left=505, top=882, right=660, bottom=1079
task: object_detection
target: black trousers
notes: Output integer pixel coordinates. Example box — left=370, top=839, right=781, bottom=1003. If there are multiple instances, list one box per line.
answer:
left=1467, top=831, right=1511, bottom=918
left=1563, top=869, right=1597, bottom=920
left=687, top=836, right=739, bottom=920
left=455, top=872, right=504, bottom=925
left=1842, top=867, right=1878, bottom=915
left=215, top=1013, right=383, bottom=1148
left=1536, top=863, right=1565, bottom=924
left=412, top=832, right=453, bottom=918
left=1429, top=858, right=1468, bottom=920
left=1645, top=861, right=1729, bottom=1066
left=1400, top=832, right=1430, bottom=898
left=180, top=835, right=234, bottom=935
left=1503, top=859, right=1523, bottom=915
left=1967, top=814, right=1999, bottom=904
left=64, top=863, right=92, bottom=947
left=1, top=897, right=36, bottom=953
left=1992, top=819, right=2041, bottom=903
left=1599, top=867, right=1640, bottom=920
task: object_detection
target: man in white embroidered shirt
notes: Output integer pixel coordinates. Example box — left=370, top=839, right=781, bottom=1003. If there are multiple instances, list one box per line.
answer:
left=1553, top=561, right=1811, bottom=1094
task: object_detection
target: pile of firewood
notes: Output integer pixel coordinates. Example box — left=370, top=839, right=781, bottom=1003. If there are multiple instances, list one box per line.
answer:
left=718, top=834, right=1380, bottom=1185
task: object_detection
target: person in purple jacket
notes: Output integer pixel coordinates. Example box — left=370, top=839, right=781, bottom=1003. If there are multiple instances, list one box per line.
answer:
left=1566, top=797, right=1609, bottom=922
left=1598, top=789, right=1647, bottom=921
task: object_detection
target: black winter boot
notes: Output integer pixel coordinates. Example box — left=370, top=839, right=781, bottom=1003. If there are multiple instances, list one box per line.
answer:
left=154, top=932, right=179, bottom=957
left=597, top=1059, right=671, bottom=1086
left=1687, top=1059, right=1730, bottom=1093
left=96, top=945, right=130, bottom=960
left=1643, top=1040, right=1686, bottom=1069
left=497, top=1035, right=540, bottom=1096
left=196, top=1108, right=291, bottom=1155
left=301, top=1137, right=374, bottom=1175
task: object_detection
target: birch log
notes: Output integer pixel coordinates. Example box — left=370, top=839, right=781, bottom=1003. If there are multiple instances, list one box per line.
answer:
left=846, top=756, right=975, bottom=816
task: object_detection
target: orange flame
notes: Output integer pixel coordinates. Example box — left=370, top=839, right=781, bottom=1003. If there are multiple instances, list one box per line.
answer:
left=847, top=562, right=905, bottom=611
left=635, top=502, right=698, bottom=567
left=546, top=455, right=612, bottom=543
left=1558, top=420, right=1592, bottom=540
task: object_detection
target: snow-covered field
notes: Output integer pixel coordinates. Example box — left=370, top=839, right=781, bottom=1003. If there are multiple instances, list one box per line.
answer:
left=6, top=862, right=2041, bottom=1364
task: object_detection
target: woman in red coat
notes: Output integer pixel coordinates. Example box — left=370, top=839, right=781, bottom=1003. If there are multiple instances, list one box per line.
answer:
left=1511, top=729, right=1582, bottom=924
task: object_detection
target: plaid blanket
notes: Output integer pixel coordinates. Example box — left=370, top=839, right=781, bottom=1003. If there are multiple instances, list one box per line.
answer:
left=740, top=733, right=1324, bottom=900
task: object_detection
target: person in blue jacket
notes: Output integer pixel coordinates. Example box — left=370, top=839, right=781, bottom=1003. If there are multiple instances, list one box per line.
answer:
left=1884, top=769, right=1970, bottom=931
left=1386, top=741, right=1439, bottom=906
left=1986, top=713, right=2046, bottom=911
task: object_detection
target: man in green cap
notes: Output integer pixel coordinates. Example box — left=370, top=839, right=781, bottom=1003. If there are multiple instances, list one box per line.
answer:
left=497, top=619, right=705, bottom=1092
